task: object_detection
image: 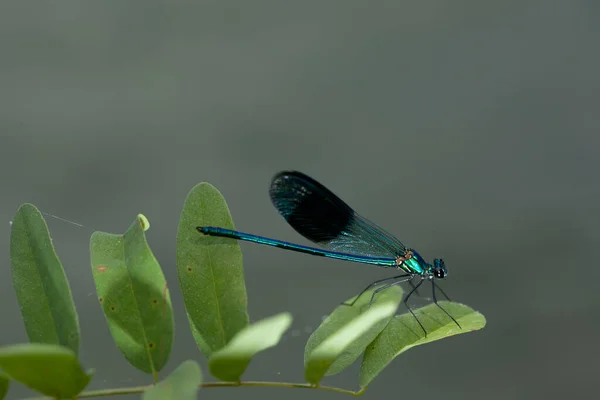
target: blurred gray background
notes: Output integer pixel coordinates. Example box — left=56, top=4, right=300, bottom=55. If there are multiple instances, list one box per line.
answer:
left=1, top=1, right=599, bottom=399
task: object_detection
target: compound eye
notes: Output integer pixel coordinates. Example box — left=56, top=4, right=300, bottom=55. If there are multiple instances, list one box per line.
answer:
left=434, top=269, right=445, bottom=279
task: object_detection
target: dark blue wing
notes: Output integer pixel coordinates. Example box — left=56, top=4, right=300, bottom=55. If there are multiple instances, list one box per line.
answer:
left=269, top=171, right=408, bottom=259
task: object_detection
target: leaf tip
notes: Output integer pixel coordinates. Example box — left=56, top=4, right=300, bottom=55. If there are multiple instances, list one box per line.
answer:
left=137, top=214, right=150, bottom=231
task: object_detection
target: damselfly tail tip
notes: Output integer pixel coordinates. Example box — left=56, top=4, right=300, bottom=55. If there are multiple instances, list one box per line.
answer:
left=196, top=226, right=208, bottom=234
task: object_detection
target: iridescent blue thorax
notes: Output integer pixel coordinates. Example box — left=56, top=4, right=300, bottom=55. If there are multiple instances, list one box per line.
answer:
left=398, top=249, right=448, bottom=279
left=401, top=249, right=430, bottom=275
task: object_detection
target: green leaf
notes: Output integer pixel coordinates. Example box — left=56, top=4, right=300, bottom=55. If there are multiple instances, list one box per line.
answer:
left=359, top=301, right=486, bottom=388
left=0, top=371, right=9, bottom=400
left=305, top=286, right=402, bottom=378
left=176, top=183, right=249, bottom=357
left=209, top=312, right=292, bottom=382
left=0, top=343, right=92, bottom=398
left=9, top=203, right=80, bottom=355
left=305, top=302, right=399, bottom=385
left=90, top=214, right=174, bottom=376
left=142, top=360, right=202, bottom=400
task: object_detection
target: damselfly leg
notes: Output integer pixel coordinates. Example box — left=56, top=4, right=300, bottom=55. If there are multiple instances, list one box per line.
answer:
left=431, top=279, right=461, bottom=329
left=343, top=273, right=412, bottom=307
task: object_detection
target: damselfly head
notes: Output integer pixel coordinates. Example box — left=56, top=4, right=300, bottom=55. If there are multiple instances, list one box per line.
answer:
left=432, top=258, right=447, bottom=279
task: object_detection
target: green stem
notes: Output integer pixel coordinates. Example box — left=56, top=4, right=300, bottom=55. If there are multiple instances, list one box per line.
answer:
left=200, top=381, right=365, bottom=396
left=24, top=381, right=366, bottom=399
left=151, top=370, right=159, bottom=384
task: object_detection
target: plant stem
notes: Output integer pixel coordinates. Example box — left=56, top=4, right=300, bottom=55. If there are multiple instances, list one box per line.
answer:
left=200, top=381, right=365, bottom=396
left=24, top=381, right=366, bottom=399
